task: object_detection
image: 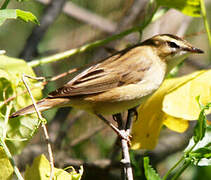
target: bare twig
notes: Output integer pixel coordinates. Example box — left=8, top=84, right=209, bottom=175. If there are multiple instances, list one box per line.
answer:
left=22, top=74, right=54, bottom=180
left=117, top=0, right=148, bottom=32
left=35, top=0, right=117, bottom=33
left=20, top=0, right=66, bottom=60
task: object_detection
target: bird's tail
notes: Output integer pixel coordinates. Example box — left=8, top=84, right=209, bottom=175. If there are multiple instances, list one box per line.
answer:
left=10, top=97, right=70, bottom=118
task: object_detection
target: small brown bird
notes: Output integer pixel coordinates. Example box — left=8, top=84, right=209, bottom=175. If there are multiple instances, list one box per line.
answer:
left=10, top=34, right=203, bottom=137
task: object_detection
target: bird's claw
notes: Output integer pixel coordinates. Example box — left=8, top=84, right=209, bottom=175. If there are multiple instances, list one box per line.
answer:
left=119, top=130, right=132, bottom=144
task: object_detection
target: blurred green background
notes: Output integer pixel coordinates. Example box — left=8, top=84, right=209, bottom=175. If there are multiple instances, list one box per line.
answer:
left=0, top=0, right=211, bottom=179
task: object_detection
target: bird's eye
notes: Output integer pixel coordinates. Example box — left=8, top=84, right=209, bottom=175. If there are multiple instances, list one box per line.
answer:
left=167, top=41, right=180, bottom=49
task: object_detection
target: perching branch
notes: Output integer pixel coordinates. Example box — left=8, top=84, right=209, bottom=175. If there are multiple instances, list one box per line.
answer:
left=114, top=112, right=134, bottom=180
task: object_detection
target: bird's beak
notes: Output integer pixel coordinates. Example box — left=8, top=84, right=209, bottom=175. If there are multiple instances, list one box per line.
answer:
left=189, top=47, right=204, bottom=54
left=182, top=47, right=204, bottom=54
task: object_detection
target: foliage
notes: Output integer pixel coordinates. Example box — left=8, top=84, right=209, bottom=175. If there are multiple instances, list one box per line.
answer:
left=144, top=157, right=161, bottom=180
left=0, top=146, right=13, bottom=180
left=156, top=0, right=201, bottom=17
left=25, top=155, right=83, bottom=180
left=0, top=55, right=42, bottom=155
left=144, top=101, right=211, bottom=180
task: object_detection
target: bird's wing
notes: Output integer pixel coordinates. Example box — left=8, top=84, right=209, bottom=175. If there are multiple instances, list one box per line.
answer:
left=48, top=46, right=152, bottom=97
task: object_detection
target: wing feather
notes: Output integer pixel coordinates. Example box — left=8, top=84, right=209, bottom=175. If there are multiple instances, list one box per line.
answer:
left=48, top=46, right=152, bottom=97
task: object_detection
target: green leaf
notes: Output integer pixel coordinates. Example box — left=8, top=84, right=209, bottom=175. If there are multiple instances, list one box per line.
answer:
left=16, top=9, right=39, bottom=25
left=190, top=147, right=211, bottom=159
left=193, top=108, right=207, bottom=142
left=25, top=155, right=83, bottom=180
left=186, top=130, right=211, bottom=166
left=156, top=0, right=201, bottom=17
left=190, top=147, right=211, bottom=166
left=0, top=55, right=42, bottom=154
left=193, top=98, right=211, bottom=143
left=0, top=9, right=39, bottom=26
left=0, top=146, right=13, bottom=180
left=144, top=157, right=161, bottom=180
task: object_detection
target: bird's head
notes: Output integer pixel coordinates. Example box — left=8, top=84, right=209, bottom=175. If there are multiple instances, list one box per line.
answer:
left=142, top=34, right=204, bottom=73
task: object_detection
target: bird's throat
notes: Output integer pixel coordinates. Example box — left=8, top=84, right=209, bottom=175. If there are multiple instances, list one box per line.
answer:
left=166, top=53, right=190, bottom=74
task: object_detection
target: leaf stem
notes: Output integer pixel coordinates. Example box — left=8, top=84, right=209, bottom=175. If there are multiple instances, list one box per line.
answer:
left=28, top=6, right=167, bottom=68
left=162, top=141, right=198, bottom=180
left=162, top=156, right=185, bottom=180
left=171, top=160, right=191, bottom=180
left=200, top=0, right=211, bottom=48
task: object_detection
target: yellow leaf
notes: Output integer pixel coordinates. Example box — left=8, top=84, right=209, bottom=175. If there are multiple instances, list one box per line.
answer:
left=131, top=90, right=165, bottom=150
left=163, top=115, right=189, bottom=133
left=0, top=147, right=13, bottom=180
left=163, top=70, right=211, bottom=120
left=131, top=70, right=210, bottom=150
left=25, top=154, right=83, bottom=180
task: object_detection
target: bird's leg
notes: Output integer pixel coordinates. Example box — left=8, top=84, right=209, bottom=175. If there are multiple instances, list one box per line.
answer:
left=96, top=114, right=130, bottom=142
left=124, top=107, right=138, bottom=141
left=112, top=113, right=124, bottom=129
left=113, top=113, right=132, bottom=143
left=127, top=107, right=138, bottom=124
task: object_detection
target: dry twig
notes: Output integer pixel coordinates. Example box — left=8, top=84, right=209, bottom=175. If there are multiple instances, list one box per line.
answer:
left=20, top=0, right=66, bottom=60
left=22, top=74, right=54, bottom=180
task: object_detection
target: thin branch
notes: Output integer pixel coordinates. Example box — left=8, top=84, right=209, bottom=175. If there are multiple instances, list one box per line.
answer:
left=20, top=0, right=66, bottom=60
left=114, top=113, right=133, bottom=180
left=117, top=0, right=148, bottom=31
left=22, top=74, right=54, bottom=180
left=35, top=0, right=117, bottom=33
